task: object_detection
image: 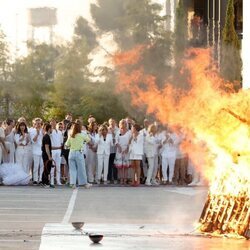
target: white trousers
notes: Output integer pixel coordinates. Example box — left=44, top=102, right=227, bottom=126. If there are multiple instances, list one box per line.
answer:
left=97, top=154, right=109, bottom=181
left=86, top=150, right=97, bottom=182
left=26, top=145, right=33, bottom=173
left=162, top=156, right=176, bottom=182
left=146, top=155, right=158, bottom=184
left=33, top=154, right=44, bottom=182
left=15, top=146, right=30, bottom=175
left=52, top=149, right=62, bottom=184
left=152, top=155, right=159, bottom=181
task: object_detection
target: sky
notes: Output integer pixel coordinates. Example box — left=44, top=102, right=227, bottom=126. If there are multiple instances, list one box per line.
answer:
left=0, top=0, right=94, bottom=57
left=1, top=0, right=248, bottom=88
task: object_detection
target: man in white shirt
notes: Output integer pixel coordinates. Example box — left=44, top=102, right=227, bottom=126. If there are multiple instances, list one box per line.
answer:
left=30, top=118, right=44, bottom=184
left=50, top=119, right=63, bottom=185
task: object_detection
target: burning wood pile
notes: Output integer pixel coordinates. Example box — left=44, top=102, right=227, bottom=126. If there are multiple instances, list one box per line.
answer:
left=199, top=160, right=250, bottom=239
left=113, top=46, right=250, bottom=239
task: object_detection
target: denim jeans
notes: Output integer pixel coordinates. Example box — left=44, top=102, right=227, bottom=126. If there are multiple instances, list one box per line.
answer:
left=68, top=151, right=88, bottom=185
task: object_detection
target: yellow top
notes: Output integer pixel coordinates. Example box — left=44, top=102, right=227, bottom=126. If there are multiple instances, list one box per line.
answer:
left=65, top=133, right=90, bottom=151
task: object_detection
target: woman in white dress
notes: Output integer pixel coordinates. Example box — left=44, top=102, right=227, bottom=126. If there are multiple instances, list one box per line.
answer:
left=114, top=119, right=131, bottom=185
left=14, top=122, right=31, bottom=175
left=129, top=124, right=144, bottom=186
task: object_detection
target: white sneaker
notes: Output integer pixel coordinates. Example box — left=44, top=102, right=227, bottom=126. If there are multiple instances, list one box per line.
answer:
left=151, top=180, right=159, bottom=185
left=188, top=181, right=199, bottom=186
left=145, top=182, right=152, bottom=186
left=103, top=181, right=108, bottom=185
left=195, top=181, right=206, bottom=186
left=84, top=183, right=92, bottom=189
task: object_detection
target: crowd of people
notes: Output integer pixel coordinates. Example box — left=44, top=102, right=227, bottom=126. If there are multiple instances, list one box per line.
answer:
left=0, top=113, right=204, bottom=188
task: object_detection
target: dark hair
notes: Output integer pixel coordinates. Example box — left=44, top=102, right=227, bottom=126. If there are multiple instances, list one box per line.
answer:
left=88, top=121, right=98, bottom=133
left=70, top=122, right=81, bottom=138
left=16, top=122, right=28, bottom=134
left=5, top=118, right=14, bottom=126
left=132, top=124, right=141, bottom=132
left=75, top=119, right=82, bottom=125
left=43, top=123, right=52, bottom=132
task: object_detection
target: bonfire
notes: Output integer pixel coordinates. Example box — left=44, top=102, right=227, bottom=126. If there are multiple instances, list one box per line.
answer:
left=114, top=46, right=250, bottom=239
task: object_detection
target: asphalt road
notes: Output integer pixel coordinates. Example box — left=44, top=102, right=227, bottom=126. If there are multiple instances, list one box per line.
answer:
left=0, top=185, right=249, bottom=250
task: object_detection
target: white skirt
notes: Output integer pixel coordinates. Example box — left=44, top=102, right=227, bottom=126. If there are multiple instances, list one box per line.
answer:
left=129, top=153, right=143, bottom=160
left=0, top=163, right=31, bottom=185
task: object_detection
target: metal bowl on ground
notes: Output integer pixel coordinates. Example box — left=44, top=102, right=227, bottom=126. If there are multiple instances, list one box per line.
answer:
left=71, top=222, right=84, bottom=230
left=89, top=234, right=103, bottom=244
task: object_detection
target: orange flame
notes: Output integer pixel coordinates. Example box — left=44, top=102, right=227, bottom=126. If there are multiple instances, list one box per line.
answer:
left=114, top=46, right=250, bottom=191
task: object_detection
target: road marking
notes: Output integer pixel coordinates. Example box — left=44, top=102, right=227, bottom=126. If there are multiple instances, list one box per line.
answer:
left=0, top=220, right=59, bottom=223
left=61, top=188, right=78, bottom=224
left=0, top=208, right=65, bottom=211
left=0, top=213, right=62, bottom=216
left=0, top=239, right=40, bottom=242
left=0, top=193, right=59, bottom=196
left=0, top=199, right=68, bottom=202
left=165, top=187, right=207, bottom=196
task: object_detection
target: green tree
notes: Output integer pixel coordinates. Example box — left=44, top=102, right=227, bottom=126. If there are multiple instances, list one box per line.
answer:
left=0, top=28, right=12, bottom=119
left=47, top=18, right=95, bottom=120
left=11, top=44, right=58, bottom=121
left=221, top=0, right=242, bottom=91
left=91, top=0, right=173, bottom=114
left=173, top=0, right=188, bottom=89
left=174, top=0, right=187, bottom=60
left=74, top=17, right=98, bottom=51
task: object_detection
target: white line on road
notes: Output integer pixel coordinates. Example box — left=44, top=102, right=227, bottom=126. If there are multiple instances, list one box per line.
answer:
left=0, top=213, right=62, bottom=216
left=61, top=188, right=78, bottom=224
left=0, top=200, right=68, bottom=202
left=0, top=220, right=59, bottom=223
left=0, top=239, right=40, bottom=242
left=0, top=193, right=59, bottom=196
left=0, top=208, right=65, bottom=210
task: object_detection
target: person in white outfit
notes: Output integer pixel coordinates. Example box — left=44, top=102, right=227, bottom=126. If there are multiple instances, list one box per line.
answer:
left=174, top=128, right=188, bottom=185
left=161, top=127, right=180, bottom=184
left=144, top=124, right=160, bottom=186
left=86, top=121, right=98, bottom=183
left=14, top=122, right=31, bottom=175
left=17, top=117, right=33, bottom=172
left=129, top=124, right=144, bottom=186
left=107, top=118, right=119, bottom=184
left=2, top=119, right=15, bottom=163
left=30, top=118, right=44, bottom=184
left=114, top=119, right=131, bottom=185
left=139, top=119, right=151, bottom=182
left=95, top=124, right=114, bottom=184
left=0, top=122, right=9, bottom=163
left=50, top=119, right=63, bottom=185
